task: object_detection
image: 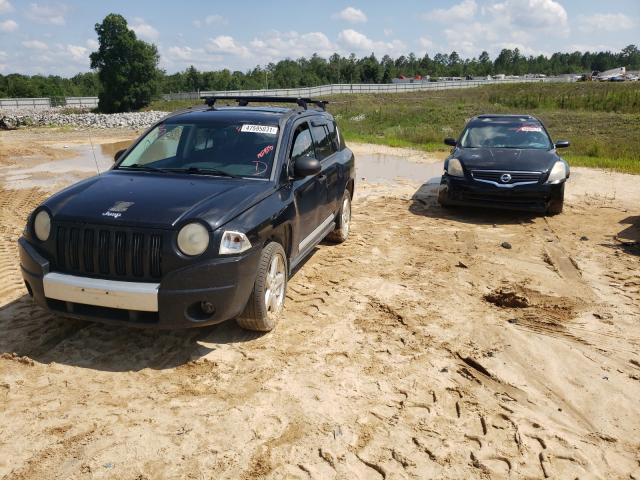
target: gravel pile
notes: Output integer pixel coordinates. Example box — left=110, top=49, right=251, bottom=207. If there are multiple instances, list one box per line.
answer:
left=0, top=108, right=169, bottom=129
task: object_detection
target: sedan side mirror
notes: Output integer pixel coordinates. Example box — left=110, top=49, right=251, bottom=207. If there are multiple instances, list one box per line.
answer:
left=114, top=149, right=127, bottom=162
left=294, top=156, right=321, bottom=178
left=554, top=140, right=570, bottom=149
left=444, top=138, right=457, bottom=147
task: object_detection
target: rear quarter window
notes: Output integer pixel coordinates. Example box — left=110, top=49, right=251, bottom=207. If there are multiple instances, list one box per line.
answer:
left=311, top=124, right=335, bottom=160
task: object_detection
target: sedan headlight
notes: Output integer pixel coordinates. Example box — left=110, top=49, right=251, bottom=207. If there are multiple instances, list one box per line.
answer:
left=447, top=158, right=465, bottom=177
left=33, top=210, right=51, bottom=242
left=219, top=231, right=252, bottom=255
left=177, top=223, right=209, bottom=256
left=546, top=161, right=567, bottom=184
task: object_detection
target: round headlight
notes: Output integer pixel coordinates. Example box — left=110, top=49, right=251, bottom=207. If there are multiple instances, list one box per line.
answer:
left=33, top=210, right=51, bottom=242
left=177, top=223, right=209, bottom=256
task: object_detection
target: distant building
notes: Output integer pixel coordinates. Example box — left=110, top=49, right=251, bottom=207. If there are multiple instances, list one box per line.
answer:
left=391, top=75, right=431, bottom=83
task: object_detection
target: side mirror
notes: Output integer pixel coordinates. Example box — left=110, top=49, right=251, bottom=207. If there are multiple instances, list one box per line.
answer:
left=114, top=149, right=127, bottom=162
left=293, top=156, right=321, bottom=178
left=444, top=138, right=457, bottom=147
left=554, top=140, right=570, bottom=149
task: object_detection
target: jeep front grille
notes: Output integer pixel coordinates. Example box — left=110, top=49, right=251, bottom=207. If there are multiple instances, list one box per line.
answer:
left=55, top=225, right=162, bottom=280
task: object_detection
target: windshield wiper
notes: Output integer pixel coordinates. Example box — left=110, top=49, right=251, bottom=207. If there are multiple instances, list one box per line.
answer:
left=169, top=167, right=240, bottom=178
left=118, top=163, right=172, bottom=173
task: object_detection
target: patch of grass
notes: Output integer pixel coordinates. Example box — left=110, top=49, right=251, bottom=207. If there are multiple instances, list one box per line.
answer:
left=146, top=83, right=640, bottom=174
left=329, top=83, right=640, bottom=174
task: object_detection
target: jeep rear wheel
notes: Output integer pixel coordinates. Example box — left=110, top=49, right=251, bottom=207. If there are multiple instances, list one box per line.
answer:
left=327, top=190, right=351, bottom=243
left=237, top=242, right=287, bottom=332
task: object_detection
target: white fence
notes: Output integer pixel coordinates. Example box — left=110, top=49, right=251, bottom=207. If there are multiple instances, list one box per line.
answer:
left=194, top=77, right=574, bottom=100
left=0, top=96, right=98, bottom=110
left=1, top=77, right=576, bottom=110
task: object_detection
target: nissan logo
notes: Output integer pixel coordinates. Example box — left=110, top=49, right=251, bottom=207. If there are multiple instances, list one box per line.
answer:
left=500, top=173, right=512, bottom=183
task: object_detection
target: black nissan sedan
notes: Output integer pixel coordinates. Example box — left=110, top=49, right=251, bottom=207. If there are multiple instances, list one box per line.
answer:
left=18, top=97, right=355, bottom=331
left=438, top=114, right=570, bottom=214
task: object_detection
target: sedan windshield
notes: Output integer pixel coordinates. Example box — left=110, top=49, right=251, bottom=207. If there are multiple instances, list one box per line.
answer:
left=117, top=121, right=280, bottom=179
left=460, top=121, right=552, bottom=149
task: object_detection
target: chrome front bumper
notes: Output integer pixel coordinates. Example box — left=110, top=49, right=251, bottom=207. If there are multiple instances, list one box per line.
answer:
left=42, top=273, right=159, bottom=312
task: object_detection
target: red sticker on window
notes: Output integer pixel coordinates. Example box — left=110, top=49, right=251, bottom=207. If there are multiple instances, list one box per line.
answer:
left=257, top=145, right=274, bottom=159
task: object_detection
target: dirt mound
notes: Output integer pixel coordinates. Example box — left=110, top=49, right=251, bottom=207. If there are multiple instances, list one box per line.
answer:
left=484, top=288, right=530, bottom=308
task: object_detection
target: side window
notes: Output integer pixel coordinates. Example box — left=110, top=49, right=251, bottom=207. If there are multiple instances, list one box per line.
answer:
left=291, top=125, right=315, bottom=161
left=311, top=124, right=334, bottom=160
left=327, top=122, right=340, bottom=152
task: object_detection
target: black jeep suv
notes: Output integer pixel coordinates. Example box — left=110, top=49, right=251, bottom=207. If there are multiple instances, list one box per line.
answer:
left=19, top=96, right=355, bottom=331
left=439, top=114, right=570, bottom=214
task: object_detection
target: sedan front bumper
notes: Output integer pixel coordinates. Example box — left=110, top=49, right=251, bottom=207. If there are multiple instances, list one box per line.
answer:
left=440, top=175, right=564, bottom=213
left=19, top=237, right=261, bottom=329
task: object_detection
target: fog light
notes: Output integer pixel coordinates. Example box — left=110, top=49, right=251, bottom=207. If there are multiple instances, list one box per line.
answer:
left=200, top=301, right=215, bottom=315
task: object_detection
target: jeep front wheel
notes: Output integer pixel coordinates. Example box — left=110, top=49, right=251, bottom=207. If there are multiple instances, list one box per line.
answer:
left=237, top=242, right=287, bottom=332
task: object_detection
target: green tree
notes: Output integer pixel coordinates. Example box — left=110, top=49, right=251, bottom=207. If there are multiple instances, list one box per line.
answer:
left=89, top=13, right=160, bottom=112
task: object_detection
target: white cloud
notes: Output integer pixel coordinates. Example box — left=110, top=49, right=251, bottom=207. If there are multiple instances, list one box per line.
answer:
left=26, top=2, right=67, bottom=26
left=86, top=38, right=98, bottom=50
left=167, top=46, right=201, bottom=61
left=131, top=18, right=159, bottom=41
left=333, top=6, right=367, bottom=23
left=426, top=0, right=477, bottom=22
left=0, top=0, right=13, bottom=14
left=419, top=36, right=434, bottom=50
left=338, top=29, right=406, bottom=55
left=66, top=44, right=87, bottom=61
left=206, top=35, right=250, bottom=57
left=566, top=43, right=617, bottom=53
left=22, top=39, right=48, bottom=50
left=485, top=0, right=568, bottom=30
left=0, top=18, right=17, bottom=31
left=578, top=13, right=634, bottom=32
left=383, top=28, right=393, bottom=37
left=193, top=14, right=227, bottom=28
left=249, top=31, right=336, bottom=59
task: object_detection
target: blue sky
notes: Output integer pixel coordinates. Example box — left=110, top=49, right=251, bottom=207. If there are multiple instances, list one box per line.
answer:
left=0, top=0, right=638, bottom=76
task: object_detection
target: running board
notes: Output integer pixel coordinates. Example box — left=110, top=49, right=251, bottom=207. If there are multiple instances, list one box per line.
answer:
left=290, top=220, right=336, bottom=272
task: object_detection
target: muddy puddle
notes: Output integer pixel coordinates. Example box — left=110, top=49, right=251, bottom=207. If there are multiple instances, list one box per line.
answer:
left=0, top=141, right=443, bottom=190
left=0, top=141, right=131, bottom=189
left=356, top=153, right=443, bottom=184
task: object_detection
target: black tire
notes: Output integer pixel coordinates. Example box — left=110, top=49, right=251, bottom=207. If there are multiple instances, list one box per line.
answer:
left=237, top=242, right=287, bottom=332
left=437, top=186, right=450, bottom=208
left=326, top=190, right=352, bottom=243
left=546, top=184, right=565, bottom=215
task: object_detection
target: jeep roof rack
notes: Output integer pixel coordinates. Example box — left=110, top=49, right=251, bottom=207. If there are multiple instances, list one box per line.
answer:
left=202, top=95, right=328, bottom=111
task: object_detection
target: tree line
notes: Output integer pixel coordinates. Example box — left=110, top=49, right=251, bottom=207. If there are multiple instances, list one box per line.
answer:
left=1, top=12, right=638, bottom=112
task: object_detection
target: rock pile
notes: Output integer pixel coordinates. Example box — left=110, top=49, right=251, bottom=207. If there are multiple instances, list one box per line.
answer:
left=0, top=108, right=169, bottom=129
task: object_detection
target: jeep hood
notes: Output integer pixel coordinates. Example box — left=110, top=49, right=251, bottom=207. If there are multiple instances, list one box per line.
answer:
left=44, top=170, right=274, bottom=229
left=455, top=147, right=559, bottom=172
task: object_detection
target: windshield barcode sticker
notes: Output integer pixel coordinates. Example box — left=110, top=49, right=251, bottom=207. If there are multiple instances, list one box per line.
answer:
left=241, top=124, right=278, bottom=135
left=518, top=126, right=542, bottom=132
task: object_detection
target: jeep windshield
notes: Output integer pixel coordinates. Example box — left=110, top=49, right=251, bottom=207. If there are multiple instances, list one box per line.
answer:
left=460, top=121, right=553, bottom=150
left=117, top=121, right=280, bottom=179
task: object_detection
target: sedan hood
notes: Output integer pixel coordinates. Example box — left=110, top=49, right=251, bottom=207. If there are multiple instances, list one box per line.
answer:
left=45, top=170, right=274, bottom=229
left=456, top=148, right=558, bottom=172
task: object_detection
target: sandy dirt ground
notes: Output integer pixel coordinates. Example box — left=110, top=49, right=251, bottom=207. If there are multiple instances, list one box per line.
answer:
left=0, top=128, right=639, bottom=479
